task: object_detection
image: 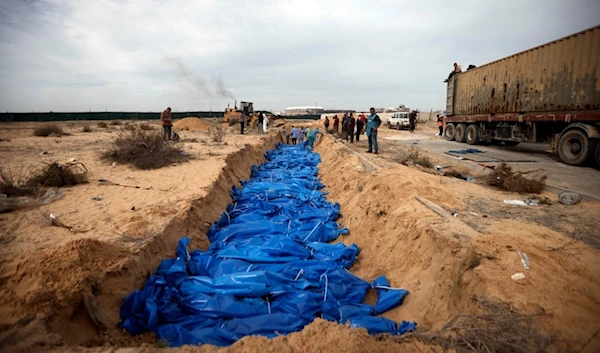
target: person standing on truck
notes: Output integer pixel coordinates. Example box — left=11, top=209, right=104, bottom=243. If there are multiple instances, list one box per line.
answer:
left=444, top=63, right=462, bottom=82
left=436, top=114, right=444, bottom=136
left=409, top=110, right=417, bottom=133
left=366, top=107, right=381, bottom=154
left=160, top=107, right=173, bottom=141
left=240, top=110, right=246, bottom=135
left=355, top=115, right=364, bottom=142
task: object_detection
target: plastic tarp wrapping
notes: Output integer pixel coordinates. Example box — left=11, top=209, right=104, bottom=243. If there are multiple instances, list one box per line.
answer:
left=120, top=143, right=416, bottom=346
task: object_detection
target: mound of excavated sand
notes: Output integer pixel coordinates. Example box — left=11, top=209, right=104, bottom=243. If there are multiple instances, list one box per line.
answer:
left=173, top=117, right=209, bottom=131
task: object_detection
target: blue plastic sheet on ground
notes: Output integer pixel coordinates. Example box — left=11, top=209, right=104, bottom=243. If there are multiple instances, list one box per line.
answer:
left=448, top=148, right=484, bottom=154
left=120, top=143, right=416, bottom=346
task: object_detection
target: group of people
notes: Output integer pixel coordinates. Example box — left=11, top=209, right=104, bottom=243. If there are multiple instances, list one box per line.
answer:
left=324, top=108, right=381, bottom=154
left=240, top=111, right=269, bottom=135
left=282, top=126, right=323, bottom=148
left=324, top=112, right=366, bottom=143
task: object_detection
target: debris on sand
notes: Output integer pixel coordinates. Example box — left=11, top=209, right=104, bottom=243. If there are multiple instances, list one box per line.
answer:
left=484, top=163, right=546, bottom=194
left=0, top=189, right=63, bottom=212
left=558, top=191, right=582, bottom=205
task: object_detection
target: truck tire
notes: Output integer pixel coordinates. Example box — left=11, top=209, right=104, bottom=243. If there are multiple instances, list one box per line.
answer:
left=558, top=129, right=593, bottom=165
left=593, top=139, right=600, bottom=168
left=466, top=124, right=480, bottom=145
left=444, top=123, right=456, bottom=141
left=388, top=122, right=392, bottom=129
left=455, top=123, right=467, bottom=143
left=396, top=123, right=401, bottom=130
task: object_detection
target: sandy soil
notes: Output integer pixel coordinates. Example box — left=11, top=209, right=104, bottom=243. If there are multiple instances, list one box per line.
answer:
left=0, top=119, right=599, bottom=353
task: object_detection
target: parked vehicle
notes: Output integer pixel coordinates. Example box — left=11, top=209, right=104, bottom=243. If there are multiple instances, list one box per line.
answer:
left=443, top=25, right=600, bottom=167
left=387, top=112, right=410, bottom=130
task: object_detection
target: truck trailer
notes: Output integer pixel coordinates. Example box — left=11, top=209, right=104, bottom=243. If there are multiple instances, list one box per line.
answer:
left=443, top=25, right=600, bottom=167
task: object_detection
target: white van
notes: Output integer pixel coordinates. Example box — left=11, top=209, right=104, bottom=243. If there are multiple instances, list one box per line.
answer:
left=387, top=112, right=410, bottom=130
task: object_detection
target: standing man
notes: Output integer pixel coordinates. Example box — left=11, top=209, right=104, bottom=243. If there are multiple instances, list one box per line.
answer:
left=437, top=114, right=444, bottom=136
left=409, top=110, right=417, bottom=133
left=161, top=107, right=173, bottom=140
left=257, top=112, right=264, bottom=133
left=366, top=107, right=381, bottom=154
left=298, top=126, right=305, bottom=144
left=333, top=115, right=340, bottom=133
left=282, top=127, right=290, bottom=144
left=324, top=116, right=330, bottom=131
left=291, top=126, right=298, bottom=144
left=240, top=110, right=246, bottom=134
left=355, top=114, right=364, bottom=142
left=347, top=114, right=356, bottom=143
left=305, top=126, right=311, bottom=140
left=341, top=113, right=348, bottom=135
left=262, top=112, right=269, bottom=133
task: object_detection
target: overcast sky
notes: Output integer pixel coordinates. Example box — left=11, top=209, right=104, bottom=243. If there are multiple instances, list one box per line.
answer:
left=0, top=0, right=598, bottom=113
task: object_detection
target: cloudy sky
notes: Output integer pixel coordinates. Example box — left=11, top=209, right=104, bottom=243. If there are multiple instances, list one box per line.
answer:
left=0, top=0, right=598, bottom=113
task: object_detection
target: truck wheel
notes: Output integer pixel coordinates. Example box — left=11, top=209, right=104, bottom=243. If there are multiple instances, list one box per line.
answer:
left=455, top=124, right=467, bottom=143
left=558, top=129, right=593, bottom=165
left=388, top=122, right=392, bottom=129
left=396, top=123, right=401, bottom=130
left=466, top=124, right=480, bottom=145
left=593, top=139, right=600, bottom=168
left=444, top=124, right=456, bottom=141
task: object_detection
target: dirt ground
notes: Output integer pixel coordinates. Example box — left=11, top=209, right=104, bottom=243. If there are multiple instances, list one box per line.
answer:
left=0, top=119, right=599, bottom=353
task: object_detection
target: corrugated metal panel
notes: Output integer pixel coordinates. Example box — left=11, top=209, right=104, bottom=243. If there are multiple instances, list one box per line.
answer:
left=446, top=78, right=455, bottom=115
left=452, top=26, right=600, bottom=116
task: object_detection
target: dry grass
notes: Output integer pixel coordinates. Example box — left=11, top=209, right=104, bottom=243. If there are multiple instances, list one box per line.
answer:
left=1, top=162, right=87, bottom=197
left=81, top=125, right=93, bottom=133
left=401, top=296, right=555, bottom=353
left=395, top=147, right=433, bottom=168
left=0, top=165, right=37, bottom=197
left=485, top=163, right=547, bottom=194
left=29, top=162, right=88, bottom=188
left=138, top=123, right=154, bottom=131
left=102, top=130, right=189, bottom=170
left=97, top=122, right=108, bottom=128
left=110, top=120, right=122, bottom=126
left=123, top=124, right=137, bottom=131
left=208, top=124, right=226, bottom=142
left=33, top=124, right=65, bottom=137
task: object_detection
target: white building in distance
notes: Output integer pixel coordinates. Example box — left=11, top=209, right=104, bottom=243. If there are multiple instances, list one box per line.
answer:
left=284, top=106, right=325, bottom=116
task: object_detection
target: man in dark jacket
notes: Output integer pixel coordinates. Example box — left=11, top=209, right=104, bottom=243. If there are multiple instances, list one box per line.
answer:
left=355, top=115, right=364, bottom=142
left=409, top=110, right=417, bottom=133
left=333, top=115, right=340, bottom=133
left=347, top=114, right=356, bottom=143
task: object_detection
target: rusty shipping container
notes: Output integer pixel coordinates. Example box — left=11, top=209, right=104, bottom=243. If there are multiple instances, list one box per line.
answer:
left=449, top=25, right=600, bottom=116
